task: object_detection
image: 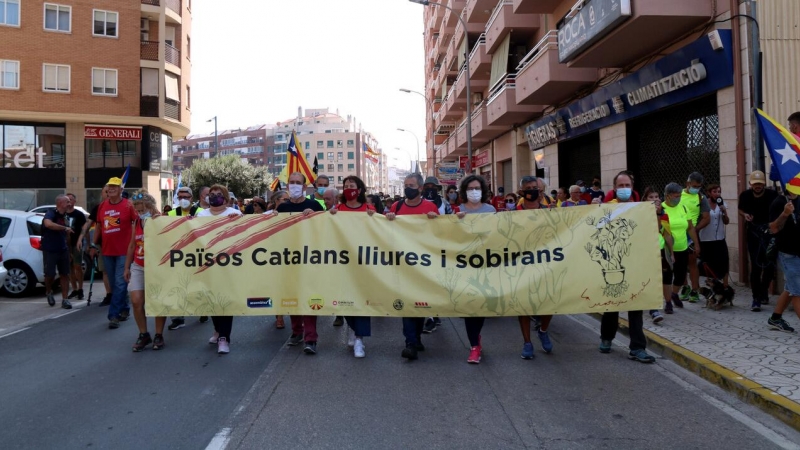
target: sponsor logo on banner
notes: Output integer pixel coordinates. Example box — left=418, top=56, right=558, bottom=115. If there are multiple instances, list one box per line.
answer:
left=247, top=298, right=273, bottom=308
left=414, top=302, right=431, bottom=309
left=309, top=297, right=324, bottom=311
left=281, top=299, right=298, bottom=307
left=366, top=300, right=381, bottom=307
left=332, top=300, right=355, bottom=307
left=392, top=299, right=404, bottom=311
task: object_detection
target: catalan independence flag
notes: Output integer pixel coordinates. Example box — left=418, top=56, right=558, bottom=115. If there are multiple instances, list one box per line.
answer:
left=286, top=131, right=317, bottom=185
left=755, top=109, right=800, bottom=195
left=363, top=142, right=379, bottom=165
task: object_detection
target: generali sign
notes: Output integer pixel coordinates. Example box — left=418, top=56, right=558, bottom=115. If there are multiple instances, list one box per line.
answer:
left=84, top=125, right=142, bottom=141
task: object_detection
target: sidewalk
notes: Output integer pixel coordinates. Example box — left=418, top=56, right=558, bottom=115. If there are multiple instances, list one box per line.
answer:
left=612, top=282, right=800, bottom=429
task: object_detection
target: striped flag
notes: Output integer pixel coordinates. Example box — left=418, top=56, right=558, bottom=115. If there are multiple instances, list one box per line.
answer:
left=120, top=164, right=131, bottom=188
left=755, top=109, right=800, bottom=195
left=286, top=131, right=316, bottom=185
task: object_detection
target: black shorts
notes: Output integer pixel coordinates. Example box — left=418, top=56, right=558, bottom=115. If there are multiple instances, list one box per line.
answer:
left=44, top=250, right=70, bottom=278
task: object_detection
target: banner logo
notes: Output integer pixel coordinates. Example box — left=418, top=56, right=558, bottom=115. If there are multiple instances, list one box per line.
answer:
left=393, top=299, right=404, bottom=311
left=247, top=298, right=273, bottom=308
left=309, top=297, right=324, bottom=311
left=281, top=299, right=298, bottom=307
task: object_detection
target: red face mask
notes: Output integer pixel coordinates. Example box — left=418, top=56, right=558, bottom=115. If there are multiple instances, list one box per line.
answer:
left=344, top=188, right=359, bottom=201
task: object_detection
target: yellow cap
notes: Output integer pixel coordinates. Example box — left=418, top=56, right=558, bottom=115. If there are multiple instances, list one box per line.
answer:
left=106, top=177, right=123, bottom=186
left=749, top=170, right=766, bottom=185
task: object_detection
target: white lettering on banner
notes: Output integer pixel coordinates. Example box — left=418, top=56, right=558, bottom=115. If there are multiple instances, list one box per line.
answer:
left=568, top=104, right=611, bottom=128
left=84, top=125, right=142, bottom=141
left=2, top=148, right=46, bottom=168
left=626, top=62, right=707, bottom=107
left=527, top=121, right=560, bottom=149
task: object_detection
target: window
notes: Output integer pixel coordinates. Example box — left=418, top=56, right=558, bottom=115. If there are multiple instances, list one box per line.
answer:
left=186, top=85, right=190, bottom=109
left=1, top=0, right=20, bottom=26
left=327, top=152, right=333, bottom=160
left=305, top=153, right=310, bottom=160
left=304, top=142, right=310, bottom=150
left=337, top=152, right=343, bottom=160
left=91, top=68, right=117, bottom=96
left=316, top=140, right=323, bottom=148
left=337, top=164, right=343, bottom=172
left=327, top=140, right=334, bottom=148
left=44, top=3, right=70, bottom=32
left=327, top=164, right=334, bottom=171
left=347, top=151, right=354, bottom=159
left=0, top=217, right=11, bottom=238
left=186, top=36, right=191, bottom=60
left=317, top=152, right=324, bottom=160
left=336, top=140, right=343, bottom=148
left=84, top=139, right=140, bottom=169
left=43, top=64, right=70, bottom=92
left=93, top=10, right=117, bottom=37
left=0, top=60, right=19, bottom=89
left=338, top=176, right=343, bottom=182
left=347, top=163, right=354, bottom=171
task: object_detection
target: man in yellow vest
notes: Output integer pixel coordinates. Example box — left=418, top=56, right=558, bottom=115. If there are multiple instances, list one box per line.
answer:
left=678, top=172, right=711, bottom=303
left=167, top=186, right=207, bottom=328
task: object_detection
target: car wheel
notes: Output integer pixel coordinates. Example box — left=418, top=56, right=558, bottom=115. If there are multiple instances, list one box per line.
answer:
left=1, top=262, right=37, bottom=298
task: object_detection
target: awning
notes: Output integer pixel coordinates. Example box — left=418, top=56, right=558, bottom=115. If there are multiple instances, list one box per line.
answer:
left=165, top=73, right=180, bottom=102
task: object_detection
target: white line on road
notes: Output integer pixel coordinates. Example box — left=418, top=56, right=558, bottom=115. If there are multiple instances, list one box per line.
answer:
left=204, top=428, right=231, bottom=450
left=0, top=327, right=31, bottom=340
left=51, top=309, right=82, bottom=319
left=567, top=314, right=800, bottom=450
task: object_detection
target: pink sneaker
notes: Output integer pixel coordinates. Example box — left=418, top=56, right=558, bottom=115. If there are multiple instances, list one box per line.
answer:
left=467, top=346, right=481, bottom=364
left=209, top=332, right=219, bottom=345
left=217, top=337, right=230, bottom=354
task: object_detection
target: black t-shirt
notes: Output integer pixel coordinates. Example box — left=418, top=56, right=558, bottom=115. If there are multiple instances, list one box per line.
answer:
left=67, top=210, right=86, bottom=248
left=770, top=196, right=800, bottom=256
left=41, top=209, right=68, bottom=253
left=89, top=204, right=100, bottom=223
left=276, top=198, right=324, bottom=213
left=739, top=188, right=778, bottom=226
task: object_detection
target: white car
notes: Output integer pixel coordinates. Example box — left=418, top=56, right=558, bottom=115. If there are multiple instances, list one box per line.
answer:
left=0, top=249, right=7, bottom=290
left=0, top=210, right=46, bottom=297
left=29, top=205, right=90, bottom=217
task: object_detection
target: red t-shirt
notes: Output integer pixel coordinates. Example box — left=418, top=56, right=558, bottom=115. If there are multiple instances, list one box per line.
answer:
left=337, top=203, right=374, bottom=212
left=491, top=196, right=506, bottom=211
left=97, top=199, right=136, bottom=256
left=389, top=199, right=440, bottom=216
left=133, top=218, right=145, bottom=267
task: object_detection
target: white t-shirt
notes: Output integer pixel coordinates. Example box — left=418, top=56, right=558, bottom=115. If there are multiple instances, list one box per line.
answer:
left=196, top=207, right=242, bottom=217
left=699, top=202, right=727, bottom=242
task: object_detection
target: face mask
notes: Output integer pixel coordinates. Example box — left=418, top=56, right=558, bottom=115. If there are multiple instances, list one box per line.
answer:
left=523, top=189, right=540, bottom=202
left=178, top=199, right=191, bottom=209
left=448, top=193, right=457, bottom=201
left=208, top=194, right=226, bottom=207
left=139, top=212, right=151, bottom=220
left=317, top=187, right=327, bottom=196
left=506, top=202, right=515, bottom=210
left=667, top=197, right=680, bottom=207
left=579, top=187, right=586, bottom=193
left=616, top=188, right=632, bottom=202
left=423, top=188, right=438, bottom=200
left=404, top=187, right=420, bottom=200
left=688, top=187, right=700, bottom=195
left=344, top=188, right=359, bottom=201
left=288, top=184, right=304, bottom=199
left=466, top=190, right=482, bottom=203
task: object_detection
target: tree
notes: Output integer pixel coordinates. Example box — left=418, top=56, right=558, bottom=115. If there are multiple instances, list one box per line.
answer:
left=182, top=155, right=272, bottom=199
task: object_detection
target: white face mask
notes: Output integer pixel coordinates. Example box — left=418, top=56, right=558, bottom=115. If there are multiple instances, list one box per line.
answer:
left=288, top=184, right=304, bottom=199
left=466, top=190, right=482, bottom=203
left=178, top=199, right=191, bottom=209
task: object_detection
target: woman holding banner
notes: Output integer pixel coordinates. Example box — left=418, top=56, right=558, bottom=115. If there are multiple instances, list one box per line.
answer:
left=455, top=175, right=496, bottom=364
left=330, top=175, right=375, bottom=358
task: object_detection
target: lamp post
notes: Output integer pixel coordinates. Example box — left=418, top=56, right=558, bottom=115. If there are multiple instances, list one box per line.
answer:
left=399, top=88, right=435, bottom=175
left=397, top=128, right=420, bottom=174
left=408, top=0, right=473, bottom=172
left=207, top=116, right=218, bottom=157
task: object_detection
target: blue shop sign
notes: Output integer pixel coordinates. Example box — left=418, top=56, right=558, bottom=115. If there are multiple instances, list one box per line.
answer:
left=558, top=0, right=632, bottom=63
left=526, top=30, right=734, bottom=150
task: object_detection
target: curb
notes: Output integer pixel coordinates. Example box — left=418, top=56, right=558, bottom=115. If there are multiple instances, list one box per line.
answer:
left=591, top=313, right=800, bottom=430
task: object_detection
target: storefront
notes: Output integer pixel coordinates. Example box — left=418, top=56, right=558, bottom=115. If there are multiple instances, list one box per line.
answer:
left=0, top=121, right=66, bottom=210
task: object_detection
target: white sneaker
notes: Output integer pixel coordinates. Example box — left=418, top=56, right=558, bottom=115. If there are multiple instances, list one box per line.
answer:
left=347, top=328, right=356, bottom=347
left=354, top=338, right=365, bottom=358
left=217, top=337, right=230, bottom=354
left=209, top=332, right=219, bottom=344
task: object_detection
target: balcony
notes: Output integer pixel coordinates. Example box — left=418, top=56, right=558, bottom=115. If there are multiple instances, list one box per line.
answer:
left=141, top=0, right=159, bottom=5
left=447, top=134, right=457, bottom=156
left=512, top=0, right=560, bottom=13
left=446, top=84, right=466, bottom=110
left=466, top=0, right=496, bottom=23
left=140, top=96, right=159, bottom=118
left=442, top=93, right=462, bottom=120
left=455, top=67, right=489, bottom=99
left=433, top=3, right=445, bottom=29
left=454, top=11, right=484, bottom=51
left=515, top=31, right=597, bottom=105
left=455, top=121, right=468, bottom=151
left=165, top=43, right=181, bottom=66
left=444, top=37, right=459, bottom=76
left=566, top=0, right=715, bottom=68
left=471, top=103, right=506, bottom=145
left=141, top=41, right=158, bottom=61
left=486, top=76, right=542, bottom=126
left=468, top=34, right=490, bottom=80
left=439, top=5, right=456, bottom=43
left=443, top=0, right=466, bottom=29
left=165, top=99, right=180, bottom=121
left=485, top=0, right=540, bottom=54
left=165, top=0, right=181, bottom=15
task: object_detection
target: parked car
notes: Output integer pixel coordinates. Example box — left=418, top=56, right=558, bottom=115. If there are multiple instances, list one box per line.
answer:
left=0, top=210, right=46, bottom=297
left=27, top=205, right=99, bottom=281
left=0, top=249, right=7, bottom=291
left=29, top=205, right=90, bottom=217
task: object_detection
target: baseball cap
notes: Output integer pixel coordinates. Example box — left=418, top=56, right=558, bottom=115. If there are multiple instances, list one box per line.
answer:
left=229, top=192, right=237, bottom=199
left=576, top=179, right=585, bottom=186
left=106, top=177, right=123, bottom=186
left=423, top=176, right=441, bottom=186
left=177, top=186, right=192, bottom=195
left=749, top=170, right=766, bottom=185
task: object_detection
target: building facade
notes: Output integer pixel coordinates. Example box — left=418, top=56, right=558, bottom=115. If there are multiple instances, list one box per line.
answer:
left=173, top=124, right=276, bottom=173
left=420, top=0, right=800, bottom=282
left=0, top=0, right=192, bottom=210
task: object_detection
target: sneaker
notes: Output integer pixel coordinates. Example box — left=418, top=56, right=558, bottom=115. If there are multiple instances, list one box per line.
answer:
left=199, top=316, right=209, bottom=323
left=217, top=337, right=230, bottom=354
left=688, top=291, right=700, bottom=303
left=132, top=332, right=152, bottom=352
left=98, top=294, right=111, bottom=307
left=347, top=328, right=356, bottom=347
left=768, top=317, right=795, bottom=333
left=664, top=301, right=674, bottom=314
left=762, top=297, right=770, bottom=305
left=599, top=339, right=612, bottom=353
left=47, top=293, right=56, bottom=306
left=119, top=310, right=130, bottom=322
left=168, top=318, right=185, bottom=330
left=288, top=334, right=303, bottom=346
left=354, top=338, right=365, bottom=358
left=422, top=318, right=436, bottom=334
left=521, top=342, right=534, bottom=360
left=651, top=311, right=664, bottom=324
left=467, top=346, right=481, bottom=364
left=401, top=344, right=418, bottom=360
left=61, top=299, right=72, bottom=310
left=75, top=289, right=84, bottom=300
left=538, top=330, right=553, bottom=354
left=671, top=293, right=684, bottom=308
left=678, top=285, right=691, bottom=301
left=414, top=342, right=426, bottom=352
left=152, top=334, right=165, bottom=350
left=275, top=316, right=285, bottom=329
left=628, top=348, right=655, bottom=363
left=332, top=316, right=344, bottom=327
left=751, top=300, right=762, bottom=312
left=303, top=341, right=317, bottom=355
left=208, top=332, right=219, bottom=344
left=108, top=317, right=120, bottom=329
left=67, top=290, right=80, bottom=299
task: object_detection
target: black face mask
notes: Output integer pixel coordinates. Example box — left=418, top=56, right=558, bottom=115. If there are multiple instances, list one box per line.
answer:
left=523, top=189, right=540, bottom=202
left=423, top=188, right=438, bottom=200
left=404, top=187, right=420, bottom=200
left=593, top=182, right=601, bottom=188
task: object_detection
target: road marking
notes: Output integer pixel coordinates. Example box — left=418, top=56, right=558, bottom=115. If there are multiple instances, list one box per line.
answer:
left=51, top=309, right=82, bottom=319
left=567, top=314, right=800, bottom=450
left=205, top=428, right=231, bottom=450
left=0, top=327, right=31, bottom=340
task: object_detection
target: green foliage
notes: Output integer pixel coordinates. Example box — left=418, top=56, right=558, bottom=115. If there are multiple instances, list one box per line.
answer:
left=182, top=155, right=272, bottom=198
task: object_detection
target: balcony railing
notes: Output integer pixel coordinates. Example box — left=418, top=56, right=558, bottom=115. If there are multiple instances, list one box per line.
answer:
left=486, top=0, right=513, bottom=32
left=516, top=30, right=557, bottom=72
left=141, top=0, right=159, bottom=5
left=165, top=0, right=181, bottom=14
left=487, top=74, right=516, bottom=105
left=140, top=96, right=159, bottom=118
left=141, top=41, right=158, bottom=61
left=165, top=43, right=180, bottom=65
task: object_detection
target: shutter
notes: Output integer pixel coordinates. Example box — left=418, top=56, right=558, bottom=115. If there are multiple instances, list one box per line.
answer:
left=457, top=37, right=467, bottom=68
left=165, top=72, right=180, bottom=102
left=44, top=65, right=56, bottom=89
left=141, top=68, right=158, bottom=96
left=56, top=66, right=69, bottom=91
left=489, top=34, right=511, bottom=89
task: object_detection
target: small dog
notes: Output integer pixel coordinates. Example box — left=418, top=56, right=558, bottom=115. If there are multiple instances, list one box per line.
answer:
left=700, top=278, right=735, bottom=310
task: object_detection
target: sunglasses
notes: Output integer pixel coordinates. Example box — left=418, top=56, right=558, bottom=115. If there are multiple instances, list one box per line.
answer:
left=132, top=193, right=147, bottom=201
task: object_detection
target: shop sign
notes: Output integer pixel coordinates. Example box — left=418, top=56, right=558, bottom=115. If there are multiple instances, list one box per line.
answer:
left=147, top=128, right=162, bottom=172
left=437, top=162, right=463, bottom=185
left=558, top=0, right=631, bottom=63
left=2, top=148, right=46, bottom=168
left=459, top=152, right=491, bottom=169
left=84, top=125, right=142, bottom=140
left=526, top=30, right=734, bottom=150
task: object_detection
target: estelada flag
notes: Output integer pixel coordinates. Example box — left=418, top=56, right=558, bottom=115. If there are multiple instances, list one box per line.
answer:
left=754, top=109, right=800, bottom=195
left=286, top=131, right=316, bottom=185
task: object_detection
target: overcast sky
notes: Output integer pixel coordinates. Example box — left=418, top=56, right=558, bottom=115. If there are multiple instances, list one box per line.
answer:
left=190, top=0, right=427, bottom=169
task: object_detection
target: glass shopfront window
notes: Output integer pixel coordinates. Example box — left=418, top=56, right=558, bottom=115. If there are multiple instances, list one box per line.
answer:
left=85, top=139, right=141, bottom=169
left=0, top=189, right=63, bottom=210
left=1, top=123, right=65, bottom=169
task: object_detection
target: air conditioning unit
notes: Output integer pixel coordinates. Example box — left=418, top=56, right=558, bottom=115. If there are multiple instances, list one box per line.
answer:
left=471, top=93, right=483, bottom=106
left=140, top=19, right=149, bottom=32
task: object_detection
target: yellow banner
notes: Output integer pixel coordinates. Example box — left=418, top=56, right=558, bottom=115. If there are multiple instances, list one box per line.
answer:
left=144, top=203, right=662, bottom=317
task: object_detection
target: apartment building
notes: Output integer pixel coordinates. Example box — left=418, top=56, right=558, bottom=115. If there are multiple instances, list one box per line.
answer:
left=420, top=0, right=800, bottom=282
left=173, top=124, right=276, bottom=173
left=0, top=0, right=192, bottom=210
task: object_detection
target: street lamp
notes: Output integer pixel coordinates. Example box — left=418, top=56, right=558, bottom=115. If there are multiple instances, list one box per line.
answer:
left=399, top=88, right=435, bottom=175
left=408, top=0, right=473, bottom=172
left=206, top=116, right=218, bottom=157
left=397, top=128, right=420, bottom=174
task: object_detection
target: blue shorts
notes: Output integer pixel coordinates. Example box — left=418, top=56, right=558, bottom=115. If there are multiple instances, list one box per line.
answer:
left=779, top=252, right=800, bottom=297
